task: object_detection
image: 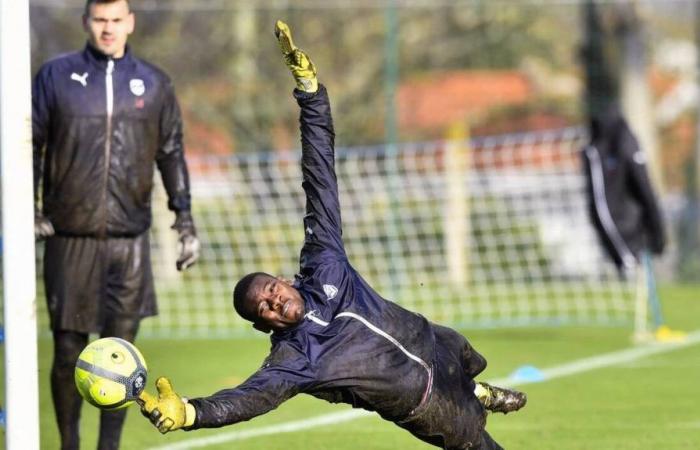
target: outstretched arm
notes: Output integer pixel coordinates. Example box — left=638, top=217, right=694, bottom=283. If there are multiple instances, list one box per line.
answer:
left=139, top=370, right=304, bottom=433
left=139, top=343, right=311, bottom=432
left=276, top=20, right=346, bottom=265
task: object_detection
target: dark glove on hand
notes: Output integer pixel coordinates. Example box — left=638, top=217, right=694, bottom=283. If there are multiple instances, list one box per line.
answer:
left=171, top=211, right=200, bottom=271
left=34, top=208, right=55, bottom=240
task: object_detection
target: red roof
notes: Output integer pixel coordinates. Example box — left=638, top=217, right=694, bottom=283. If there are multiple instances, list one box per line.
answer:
left=398, top=71, right=534, bottom=132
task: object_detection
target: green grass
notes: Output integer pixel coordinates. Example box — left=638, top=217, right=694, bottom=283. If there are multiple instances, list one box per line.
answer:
left=8, top=284, right=700, bottom=449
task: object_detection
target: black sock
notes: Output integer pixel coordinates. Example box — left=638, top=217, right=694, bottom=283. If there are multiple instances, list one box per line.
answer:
left=51, top=330, right=89, bottom=450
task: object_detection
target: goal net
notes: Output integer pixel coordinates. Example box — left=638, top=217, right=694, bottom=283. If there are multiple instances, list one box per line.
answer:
left=123, top=126, right=635, bottom=338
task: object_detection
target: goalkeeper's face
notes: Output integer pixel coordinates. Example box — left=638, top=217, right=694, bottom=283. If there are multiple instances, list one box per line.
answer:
left=245, top=274, right=305, bottom=331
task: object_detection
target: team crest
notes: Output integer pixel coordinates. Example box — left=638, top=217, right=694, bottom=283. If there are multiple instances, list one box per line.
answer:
left=129, top=79, right=145, bottom=96
left=323, top=284, right=338, bottom=300
left=131, top=372, right=146, bottom=396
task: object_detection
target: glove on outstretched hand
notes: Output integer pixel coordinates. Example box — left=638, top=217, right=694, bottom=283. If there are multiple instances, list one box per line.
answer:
left=171, top=210, right=200, bottom=271
left=34, top=208, right=55, bottom=240
left=138, top=377, right=196, bottom=434
left=274, top=20, right=318, bottom=93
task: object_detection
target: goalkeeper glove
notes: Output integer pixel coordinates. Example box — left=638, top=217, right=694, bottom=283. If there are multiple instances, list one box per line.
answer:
left=138, top=377, right=196, bottom=434
left=171, top=210, right=200, bottom=271
left=274, top=20, right=318, bottom=93
left=34, top=208, right=55, bottom=240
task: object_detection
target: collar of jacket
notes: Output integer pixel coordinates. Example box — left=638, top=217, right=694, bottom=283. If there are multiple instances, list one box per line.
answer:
left=82, top=43, right=136, bottom=71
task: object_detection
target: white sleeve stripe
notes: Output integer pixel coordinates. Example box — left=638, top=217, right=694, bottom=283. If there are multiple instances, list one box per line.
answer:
left=303, top=309, right=434, bottom=411
left=584, top=145, right=636, bottom=269
left=305, top=312, right=330, bottom=327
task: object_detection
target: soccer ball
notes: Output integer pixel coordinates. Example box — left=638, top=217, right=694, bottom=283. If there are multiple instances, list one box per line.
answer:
left=74, top=337, right=148, bottom=410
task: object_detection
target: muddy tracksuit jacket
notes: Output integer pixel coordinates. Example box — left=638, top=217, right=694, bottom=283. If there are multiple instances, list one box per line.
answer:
left=32, top=44, right=191, bottom=238
left=33, top=44, right=191, bottom=332
left=188, top=85, right=438, bottom=427
left=188, top=86, right=499, bottom=449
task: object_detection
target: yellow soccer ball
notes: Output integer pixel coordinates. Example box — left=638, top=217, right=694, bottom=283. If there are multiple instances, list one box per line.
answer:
left=74, top=337, right=148, bottom=410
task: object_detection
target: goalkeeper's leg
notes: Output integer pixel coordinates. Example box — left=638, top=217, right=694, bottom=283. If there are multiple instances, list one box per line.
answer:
left=97, top=316, right=141, bottom=450
left=52, top=330, right=89, bottom=450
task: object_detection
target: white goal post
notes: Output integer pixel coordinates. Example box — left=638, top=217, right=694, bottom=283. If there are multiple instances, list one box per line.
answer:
left=1, top=0, right=41, bottom=447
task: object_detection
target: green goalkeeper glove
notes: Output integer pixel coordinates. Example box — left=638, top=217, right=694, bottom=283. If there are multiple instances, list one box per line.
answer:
left=274, top=20, right=318, bottom=93
left=138, top=377, right=196, bottom=434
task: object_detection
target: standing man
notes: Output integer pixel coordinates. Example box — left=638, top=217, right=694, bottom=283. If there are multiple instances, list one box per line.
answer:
left=32, top=1, right=200, bottom=448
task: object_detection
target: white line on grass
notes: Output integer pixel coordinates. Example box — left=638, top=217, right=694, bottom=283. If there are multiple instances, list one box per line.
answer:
left=490, top=329, right=700, bottom=387
left=147, top=329, right=700, bottom=450
left=147, top=409, right=372, bottom=450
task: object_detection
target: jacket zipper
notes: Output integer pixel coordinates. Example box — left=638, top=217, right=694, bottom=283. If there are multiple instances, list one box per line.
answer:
left=305, top=309, right=433, bottom=409
left=101, top=59, right=114, bottom=238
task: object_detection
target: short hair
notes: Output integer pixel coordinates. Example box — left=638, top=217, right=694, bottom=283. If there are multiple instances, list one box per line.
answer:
left=232, top=272, right=272, bottom=322
left=84, top=0, right=130, bottom=15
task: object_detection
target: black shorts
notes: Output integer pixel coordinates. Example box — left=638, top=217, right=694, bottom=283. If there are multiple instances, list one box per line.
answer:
left=395, top=326, right=502, bottom=450
left=43, top=233, right=157, bottom=333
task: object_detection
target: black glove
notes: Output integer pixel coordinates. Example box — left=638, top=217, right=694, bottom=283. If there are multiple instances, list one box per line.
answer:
left=171, top=211, right=200, bottom=271
left=34, top=208, right=55, bottom=240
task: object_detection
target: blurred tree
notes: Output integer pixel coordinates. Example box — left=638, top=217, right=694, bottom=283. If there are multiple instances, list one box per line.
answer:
left=677, top=1, right=700, bottom=281
left=30, top=5, right=83, bottom=71
left=580, top=0, right=619, bottom=119
left=614, top=0, right=663, bottom=191
left=29, top=2, right=581, bottom=152
left=400, top=3, right=571, bottom=70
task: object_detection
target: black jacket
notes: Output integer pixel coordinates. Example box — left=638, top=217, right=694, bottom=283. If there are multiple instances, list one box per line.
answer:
left=582, top=107, right=665, bottom=270
left=33, top=44, right=191, bottom=238
left=188, top=86, right=435, bottom=428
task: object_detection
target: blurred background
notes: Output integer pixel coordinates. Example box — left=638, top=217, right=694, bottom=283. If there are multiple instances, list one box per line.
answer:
left=10, top=1, right=700, bottom=448
left=27, top=0, right=700, bottom=337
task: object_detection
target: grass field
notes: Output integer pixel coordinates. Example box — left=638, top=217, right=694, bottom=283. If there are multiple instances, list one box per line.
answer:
left=6, top=283, right=699, bottom=449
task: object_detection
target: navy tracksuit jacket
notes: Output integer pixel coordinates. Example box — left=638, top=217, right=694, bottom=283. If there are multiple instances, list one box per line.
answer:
left=33, top=44, right=191, bottom=238
left=32, top=44, right=190, bottom=331
left=583, top=107, right=666, bottom=271
left=188, top=86, right=500, bottom=450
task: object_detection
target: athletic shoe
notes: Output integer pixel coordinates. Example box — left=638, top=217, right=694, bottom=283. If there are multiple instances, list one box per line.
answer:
left=477, top=382, right=527, bottom=414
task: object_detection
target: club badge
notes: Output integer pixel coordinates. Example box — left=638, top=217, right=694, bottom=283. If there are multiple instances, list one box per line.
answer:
left=323, top=284, right=338, bottom=300
left=129, top=79, right=145, bottom=96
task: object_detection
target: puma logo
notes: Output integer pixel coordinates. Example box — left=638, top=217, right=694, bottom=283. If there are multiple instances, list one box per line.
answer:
left=70, top=72, right=89, bottom=87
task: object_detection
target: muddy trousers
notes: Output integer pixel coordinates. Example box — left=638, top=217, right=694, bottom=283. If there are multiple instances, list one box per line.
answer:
left=51, top=317, right=140, bottom=450
left=395, top=325, right=503, bottom=450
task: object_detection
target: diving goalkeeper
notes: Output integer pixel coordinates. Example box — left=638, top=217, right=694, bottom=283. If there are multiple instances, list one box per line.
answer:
left=139, top=20, right=526, bottom=450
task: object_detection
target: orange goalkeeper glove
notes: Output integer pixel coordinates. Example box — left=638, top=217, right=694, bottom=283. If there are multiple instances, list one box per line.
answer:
left=274, top=20, right=318, bottom=93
